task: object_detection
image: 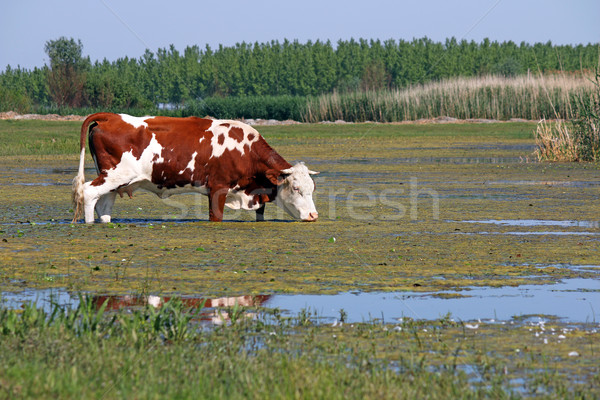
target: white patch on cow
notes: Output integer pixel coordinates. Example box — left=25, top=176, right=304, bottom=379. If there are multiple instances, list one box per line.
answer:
left=179, top=151, right=197, bottom=175
left=208, top=120, right=260, bottom=158
left=98, top=134, right=164, bottom=192
left=225, top=186, right=262, bottom=211
left=119, top=113, right=153, bottom=129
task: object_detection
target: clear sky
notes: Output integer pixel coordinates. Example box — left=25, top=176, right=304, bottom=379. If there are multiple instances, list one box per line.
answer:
left=1, top=0, right=598, bottom=71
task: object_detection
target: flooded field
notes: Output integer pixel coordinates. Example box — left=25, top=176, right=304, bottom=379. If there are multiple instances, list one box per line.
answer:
left=1, top=121, right=600, bottom=396
left=1, top=122, right=600, bottom=320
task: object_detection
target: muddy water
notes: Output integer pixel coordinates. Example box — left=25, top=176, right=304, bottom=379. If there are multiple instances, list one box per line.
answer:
left=1, top=130, right=599, bottom=322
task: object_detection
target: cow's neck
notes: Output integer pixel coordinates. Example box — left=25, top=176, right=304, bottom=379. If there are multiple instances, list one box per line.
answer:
left=264, top=149, right=292, bottom=171
left=254, top=138, right=292, bottom=172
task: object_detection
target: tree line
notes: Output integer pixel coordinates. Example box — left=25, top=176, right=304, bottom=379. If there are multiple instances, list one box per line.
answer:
left=0, top=37, right=598, bottom=113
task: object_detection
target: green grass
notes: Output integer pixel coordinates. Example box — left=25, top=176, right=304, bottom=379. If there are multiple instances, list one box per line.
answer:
left=0, top=119, right=536, bottom=158
left=0, top=120, right=80, bottom=156
left=259, top=121, right=536, bottom=140
left=0, top=299, right=598, bottom=399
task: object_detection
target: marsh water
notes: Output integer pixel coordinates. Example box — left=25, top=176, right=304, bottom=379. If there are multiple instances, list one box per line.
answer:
left=3, top=275, right=598, bottom=324
left=1, top=124, right=599, bottom=324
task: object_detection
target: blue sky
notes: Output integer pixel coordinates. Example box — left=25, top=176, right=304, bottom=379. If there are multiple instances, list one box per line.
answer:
left=1, top=0, right=598, bottom=70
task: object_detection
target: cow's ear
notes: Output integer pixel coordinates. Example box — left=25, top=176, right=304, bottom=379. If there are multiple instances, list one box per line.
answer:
left=265, top=169, right=283, bottom=185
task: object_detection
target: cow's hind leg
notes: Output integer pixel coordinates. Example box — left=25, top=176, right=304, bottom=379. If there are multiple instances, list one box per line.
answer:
left=95, top=191, right=117, bottom=223
left=82, top=175, right=119, bottom=223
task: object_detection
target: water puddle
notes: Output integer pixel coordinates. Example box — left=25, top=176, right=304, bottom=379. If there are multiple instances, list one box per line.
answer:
left=487, top=180, right=600, bottom=187
left=2, top=277, right=598, bottom=323
left=452, top=219, right=600, bottom=236
left=459, top=219, right=600, bottom=228
left=0, top=288, right=77, bottom=314
left=455, top=231, right=600, bottom=236
left=12, top=167, right=92, bottom=175
left=331, top=156, right=523, bottom=165
left=4, top=182, right=70, bottom=187
left=0, top=291, right=271, bottom=324
left=538, top=264, right=600, bottom=274
left=264, top=278, right=599, bottom=323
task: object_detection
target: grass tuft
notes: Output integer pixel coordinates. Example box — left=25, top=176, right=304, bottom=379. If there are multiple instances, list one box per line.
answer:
left=534, top=72, right=600, bottom=161
left=534, top=119, right=579, bottom=161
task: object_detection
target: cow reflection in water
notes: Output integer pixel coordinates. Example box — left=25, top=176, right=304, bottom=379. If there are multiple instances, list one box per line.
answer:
left=91, top=294, right=270, bottom=324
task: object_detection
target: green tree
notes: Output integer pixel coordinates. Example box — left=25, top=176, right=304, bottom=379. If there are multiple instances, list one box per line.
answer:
left=44, top=37, right=87, bottom=107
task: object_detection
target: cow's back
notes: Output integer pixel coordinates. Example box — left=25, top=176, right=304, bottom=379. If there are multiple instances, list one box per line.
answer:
left=88, top=113, right=283, bottom=193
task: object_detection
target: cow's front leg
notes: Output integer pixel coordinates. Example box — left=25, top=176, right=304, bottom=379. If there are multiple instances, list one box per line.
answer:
left=208, top=186, right=228, bottom=222
left=256, top=204, right=265, bottom=222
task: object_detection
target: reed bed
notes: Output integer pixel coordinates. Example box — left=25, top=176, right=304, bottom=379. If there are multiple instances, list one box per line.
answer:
left=534, top=73, right=600, bottom=161
left=303, top=74, right=597, bottom=123
left=534, top=119, right=580, bottom=161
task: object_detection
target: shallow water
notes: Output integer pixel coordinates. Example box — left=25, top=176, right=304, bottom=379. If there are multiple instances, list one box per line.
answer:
left=2, top=275, right=598, bottom=323
left=267, top=278, right=600, bottom=323
left=486, top=180, right=600, bottom=187
left=460, top=219, right=600, bottom=228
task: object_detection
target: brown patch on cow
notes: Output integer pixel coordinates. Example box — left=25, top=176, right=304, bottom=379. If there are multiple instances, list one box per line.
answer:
left=220, top=123, right=230, bottom=128
left=90, top=174, right=106, bottom=187
left=217, top=134, right=225, bottom=145
left=229, top=126, right=244, bottom=143
left=89, top=123, right=151, bottom=168
left=247, top=133, right=255, bottom=141
left=196, top=118, right=214, bottom=132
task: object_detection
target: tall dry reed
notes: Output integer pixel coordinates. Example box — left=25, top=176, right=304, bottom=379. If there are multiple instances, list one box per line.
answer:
left=534, top=119, right=579, bottom=161
left=303, top=74, right=596, bottom=123
left=534, top=72, right=600, bottom=162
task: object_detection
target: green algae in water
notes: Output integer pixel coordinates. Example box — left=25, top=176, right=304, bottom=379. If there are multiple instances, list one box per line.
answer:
left=1, top=122, right=599, bottom=298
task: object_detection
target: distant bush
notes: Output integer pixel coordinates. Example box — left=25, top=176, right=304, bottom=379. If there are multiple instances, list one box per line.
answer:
left=181, top=95, right=306, bottom=120
left=0, top=86, right=32, bottom=113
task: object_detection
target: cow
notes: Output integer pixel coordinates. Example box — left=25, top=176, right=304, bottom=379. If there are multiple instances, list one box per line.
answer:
left=71, top=113, right=319, bottom=223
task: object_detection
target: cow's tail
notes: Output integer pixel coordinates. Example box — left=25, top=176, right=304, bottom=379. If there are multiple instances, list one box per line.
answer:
left=71, top=113, right=109, bottom=223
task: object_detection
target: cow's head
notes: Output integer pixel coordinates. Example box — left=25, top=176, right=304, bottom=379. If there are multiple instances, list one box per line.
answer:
left=267, top=162, right=319, bottom=222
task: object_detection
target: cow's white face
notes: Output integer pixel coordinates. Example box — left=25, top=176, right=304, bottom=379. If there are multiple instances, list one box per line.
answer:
left=276, top=163, right=319, bottom=221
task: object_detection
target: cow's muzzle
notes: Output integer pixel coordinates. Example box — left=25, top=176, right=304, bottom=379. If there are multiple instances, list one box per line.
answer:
left=304, top=212, right=318, bottom=222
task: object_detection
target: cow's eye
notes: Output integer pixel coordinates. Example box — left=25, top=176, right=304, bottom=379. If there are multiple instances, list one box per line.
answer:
left=292, top=186, right=300, bottom=192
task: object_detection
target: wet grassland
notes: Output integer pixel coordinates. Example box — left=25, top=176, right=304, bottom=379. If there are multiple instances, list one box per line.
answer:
left=0, top=120, right=599, bottom=397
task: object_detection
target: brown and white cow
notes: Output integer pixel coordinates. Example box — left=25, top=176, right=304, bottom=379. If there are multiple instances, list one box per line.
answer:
left=72, top=113, right=318, bottom=223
